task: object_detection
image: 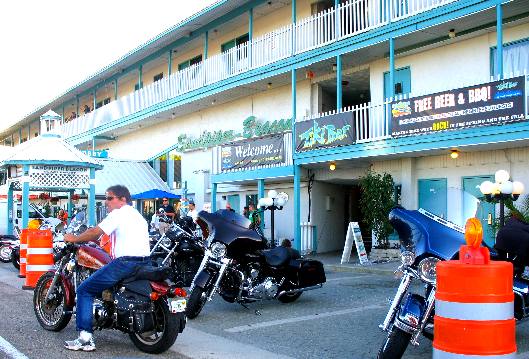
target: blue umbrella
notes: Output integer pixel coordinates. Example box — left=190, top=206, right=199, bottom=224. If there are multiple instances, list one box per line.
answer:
left=131, top=189, right=180, bottom=200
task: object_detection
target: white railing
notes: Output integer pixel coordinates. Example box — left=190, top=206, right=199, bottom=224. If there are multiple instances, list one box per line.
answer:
left=60, top=0, right=457, bottom=139
left=300, top=222, right=316, bottom=255
left=211, top=132, right=293, bottom=175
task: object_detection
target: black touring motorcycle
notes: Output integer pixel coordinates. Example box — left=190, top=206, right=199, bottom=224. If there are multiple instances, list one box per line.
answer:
left=186, top=209, right=326, bottom=318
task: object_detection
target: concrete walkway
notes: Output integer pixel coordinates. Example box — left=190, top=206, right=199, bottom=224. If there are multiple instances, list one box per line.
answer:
left=306, top=251, right=399, bottom=275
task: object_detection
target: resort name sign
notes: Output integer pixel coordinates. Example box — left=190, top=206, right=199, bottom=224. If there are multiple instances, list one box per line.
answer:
left=391, top=76, right=526, bottom=137
left=295, top=112, right=355, bottom=152
left=175, top=116, right=291, bottom=151
left=28, top=165, right=90, bottom=188
left=221, top=134, right=285, bottom=170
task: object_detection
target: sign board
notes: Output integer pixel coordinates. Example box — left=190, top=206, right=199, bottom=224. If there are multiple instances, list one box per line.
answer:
left=391, top=76, right=526, bottom=137
left=220, top=134, right=285, bottom=170
left=296, top=112, right=355, bottom=152
left=29, top=165, right=90, bottom=188
left=341, top=222, right=369, bottom=265
left=81, top=149, right=108, bottom=158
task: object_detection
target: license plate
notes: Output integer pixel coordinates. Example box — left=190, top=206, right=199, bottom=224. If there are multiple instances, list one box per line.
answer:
left=170, top=298, right=186, bottom=313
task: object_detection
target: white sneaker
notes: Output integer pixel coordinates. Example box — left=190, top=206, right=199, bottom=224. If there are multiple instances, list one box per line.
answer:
left=64, top=337, right=96, bottom=351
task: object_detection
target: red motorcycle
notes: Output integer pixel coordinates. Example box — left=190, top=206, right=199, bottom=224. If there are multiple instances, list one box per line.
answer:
left=33, top=241, right=187, bottom=354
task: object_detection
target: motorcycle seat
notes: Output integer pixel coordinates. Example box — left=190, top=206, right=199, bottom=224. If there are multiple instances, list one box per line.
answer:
left=262, top=246, right=300, bottom=267
left=493, top=247, right=526, bottom=276
left=122, top=266, right=172, bottom=283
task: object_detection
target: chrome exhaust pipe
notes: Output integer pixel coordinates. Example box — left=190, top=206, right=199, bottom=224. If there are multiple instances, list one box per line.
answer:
left=277, top=284, right=323, bottom=297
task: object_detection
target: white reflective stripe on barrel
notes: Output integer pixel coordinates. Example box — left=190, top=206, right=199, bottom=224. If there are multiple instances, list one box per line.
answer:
left=20, top=258, right=26, bottom=264
left=26, top=248, right=53, bottom=255
left=20, top=244, right=27, bottom=249
left=436, top=299, right=513, bottom=321
left=433, top=348, right=516, bottom=358
left=26, top=265, right=54, bottom=272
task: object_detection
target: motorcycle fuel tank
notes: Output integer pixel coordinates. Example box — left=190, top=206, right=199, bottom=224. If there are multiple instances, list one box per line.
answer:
left=77, top=245, right=112, bottom=270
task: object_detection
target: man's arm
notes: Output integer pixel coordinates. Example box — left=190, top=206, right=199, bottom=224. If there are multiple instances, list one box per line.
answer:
left=64, top=226, right=105, bottom=244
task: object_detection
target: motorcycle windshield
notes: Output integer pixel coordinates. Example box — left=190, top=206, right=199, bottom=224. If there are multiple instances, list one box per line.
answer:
left=391, top=187, right=487, bottom=260
left=197, top=210, right=262, bottom=245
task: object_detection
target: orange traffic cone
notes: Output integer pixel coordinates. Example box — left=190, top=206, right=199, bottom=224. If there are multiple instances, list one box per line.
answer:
left=23, top=230, right=54, bottom=290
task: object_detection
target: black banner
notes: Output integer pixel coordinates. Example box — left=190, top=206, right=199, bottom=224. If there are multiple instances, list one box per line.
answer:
left=296, top=112, right=355, bottom=152
left=221, top=134, right=285, bottom=170
left=391, top=76, right=526, bottom=137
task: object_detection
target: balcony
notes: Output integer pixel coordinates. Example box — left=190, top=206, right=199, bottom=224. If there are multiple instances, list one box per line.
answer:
left=59, top=0, right=457, bottom=140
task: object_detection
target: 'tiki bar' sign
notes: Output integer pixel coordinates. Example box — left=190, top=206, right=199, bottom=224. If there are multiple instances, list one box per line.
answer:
left=391, top=76, right=526, bottom=137
left=175, top=116, right=291, bottom=151
left=295, top=112, right=355, bottom=152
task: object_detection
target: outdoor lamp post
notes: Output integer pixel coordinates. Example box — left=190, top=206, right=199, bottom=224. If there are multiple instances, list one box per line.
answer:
left=258, top=190, right=289, bottom=248
left=479, top=169, right=524, bottom=228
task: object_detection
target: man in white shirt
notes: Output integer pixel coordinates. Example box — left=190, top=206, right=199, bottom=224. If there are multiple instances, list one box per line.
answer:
left=187, top=201, right=198, bottom=221
left=63, top=185, right=150, bottom=351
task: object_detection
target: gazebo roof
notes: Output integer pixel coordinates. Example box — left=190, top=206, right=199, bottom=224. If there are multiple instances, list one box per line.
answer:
left=0, top=133, right=102, bottom=169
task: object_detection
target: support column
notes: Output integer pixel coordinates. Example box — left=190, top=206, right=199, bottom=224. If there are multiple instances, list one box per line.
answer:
left=212, top=183, right=217, bottom=212
left=76, top=95, right=80, bottom=116
left=114, top=79, right=118, bottom=100
left=293, top=165, right=301, bottom=250
left=167, top=152, right=174, bottom=189
left=138, top=65, right=143, bottom=90
left=204, top=32, right=208, bottom=60
left=336, top=55, right=342, bottom=110
left=496, top=4, right=503, bottom=79
left=168, top=50, right=173, bottom=75
left=154, top=158, right=161, bottom=176
left=389, top=37, right=395, bottom=98
left=7, top=185, right=13, bottom=235
left=92, top=89, right=97, bottom=110
left=67, top=191, right=73, bottom=224
left=88, top=168, right=96, bottom=226
left=258, top=179, right=265, bottom=231
left=18, top=128, right=22, bottom=145
left=22, top=165, right=29, bottom=229
left=92, top=137, right=96, bottom=151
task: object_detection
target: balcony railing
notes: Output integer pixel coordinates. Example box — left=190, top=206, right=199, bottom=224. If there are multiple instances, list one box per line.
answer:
left=60, top=0, right=456, bottom=139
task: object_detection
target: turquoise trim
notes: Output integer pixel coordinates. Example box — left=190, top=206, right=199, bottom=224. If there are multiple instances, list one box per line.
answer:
left=312, top=225, right=318, bottom=253
left=167, top=152, right=174, bottom=189
left=22, top=165, right=29, bottom=229
left=293, top=165, right=301, bottom=250
left=295, top=122, right=529, bottom=165
left=138, top=65, right=143, bottom=90
left=93, top=89, right=97, bottom=110
left=292, top=69, right=297, bottom=157
left=2, top=160, right=102, bottom=169
left=204, top=32, right=209, bottom=60
left=336, top=55, right=342, bottom=109
left=211, top=165, right=294, bottom=183
left=212, top=183, right=217, bottom=211
left=497, top=3, right=503, bottom=78
left=89, top=168, right=96, bottom=226
left=114, top=80, right=118, bottom=100
left=66, top=0, right=508, bottom=146
left=67, top=191, right=73, bottom=224
left=7, top=186, right=13, bottom=235
left=168, top=50, right=173, bottom=75
left=389, top=38, right=395, bottom=98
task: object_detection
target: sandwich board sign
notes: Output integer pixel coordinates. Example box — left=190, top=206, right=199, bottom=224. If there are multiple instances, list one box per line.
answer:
left=341, top=222, right=370, bottom=265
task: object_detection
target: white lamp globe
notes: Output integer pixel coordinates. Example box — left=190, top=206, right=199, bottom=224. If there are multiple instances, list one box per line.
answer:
left=491, top=182, right=501, bottom=195
left=500, top=180, right=513, bottom=195
left=263, top=198, right=274, bottom=207
left=276, top=197, right=286, bottom=207
left=479, top=181, right=494, bottom=195
left=268, top=190, right=278, bottom=199
left=513, top=181, right=525, bottom=195
left=495, top=169, right=510, bottom=184
left=258, top=198, right=267, bottom=207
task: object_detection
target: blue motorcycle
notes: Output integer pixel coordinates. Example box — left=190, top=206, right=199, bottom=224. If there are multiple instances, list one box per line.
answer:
left=377, top=192, right=529, bottom=358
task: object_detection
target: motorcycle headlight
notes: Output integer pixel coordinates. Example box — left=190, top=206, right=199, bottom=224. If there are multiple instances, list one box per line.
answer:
left=400, top=251, right=416, bottom=266
left=161, top=238, right=172, bottom=248
left=210, top=242, right=227, bottom=259
left=418, top=257, right=440, bottom=284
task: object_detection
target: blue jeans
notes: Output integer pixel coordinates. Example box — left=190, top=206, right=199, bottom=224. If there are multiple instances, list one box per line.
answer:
left=75, top=256, right=149, bottom=333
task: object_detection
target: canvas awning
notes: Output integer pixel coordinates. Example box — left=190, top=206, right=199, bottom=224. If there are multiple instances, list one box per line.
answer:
left=131, top=189, right=180, bottom=200
left=95, top=158, right=177, bottom=197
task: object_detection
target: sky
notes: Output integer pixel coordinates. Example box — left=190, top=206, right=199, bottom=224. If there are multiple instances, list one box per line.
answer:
left=0, top=0, right=218, bottom=133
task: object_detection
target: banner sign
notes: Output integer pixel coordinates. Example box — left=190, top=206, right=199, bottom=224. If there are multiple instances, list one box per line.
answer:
left=221, top=134, right=285, bottom=170
left=296, top=112, right=355, bottom=152
left=391, top=76, right=526, bottom=137
left=29, top=165, right=90, bottom=188
left=81, top=149, right=108, bottom=158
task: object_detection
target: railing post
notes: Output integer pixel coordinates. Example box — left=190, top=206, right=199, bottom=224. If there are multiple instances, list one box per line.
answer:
left=211, top=183, right=217, bottom=212
left=496, top=3, right=503, bottom=79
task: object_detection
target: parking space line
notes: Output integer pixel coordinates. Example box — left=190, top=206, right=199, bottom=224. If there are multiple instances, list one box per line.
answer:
left=225, top=304, right=385, bottom=333
left=0, top=335, right=29, bottom=359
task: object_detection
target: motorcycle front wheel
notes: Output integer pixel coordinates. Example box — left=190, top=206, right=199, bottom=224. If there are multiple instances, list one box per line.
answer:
left=0, top=245, right=12, bottom=263
left=186, top=287, right=208, bottom=319
left=377, top=326, right=412, bottom=359
left=129, top=299, right=183, bottom=354
left=33, top=272, right=72, bottom=331
left=12, top=248, right=20, bottom=270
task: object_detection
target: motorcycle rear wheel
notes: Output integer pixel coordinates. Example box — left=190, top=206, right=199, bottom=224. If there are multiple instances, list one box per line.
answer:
left=377, top=326, right=412, bottom=359
left=33, top=272, right=72, bottom=332
left=129, top=299, right=182, bottom=354
left=12, top=248, right=20, bottom=270
left=0, top=245, right=12, bottom=263
left=186, top=287, right=207, bottom=319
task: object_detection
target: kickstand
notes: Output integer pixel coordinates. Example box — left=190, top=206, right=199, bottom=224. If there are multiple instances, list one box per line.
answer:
left=239, top=302, right=261, bottom=315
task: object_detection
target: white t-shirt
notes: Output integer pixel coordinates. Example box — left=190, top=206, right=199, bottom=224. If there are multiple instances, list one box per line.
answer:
left=98, top=205, right=150, bottom=259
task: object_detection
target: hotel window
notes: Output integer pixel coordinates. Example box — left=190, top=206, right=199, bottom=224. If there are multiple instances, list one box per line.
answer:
left=178, top=55, right=203, bottom=71
left=153, top=73, right=164, bottom=82
left=491, top=38, right=529, bottom=77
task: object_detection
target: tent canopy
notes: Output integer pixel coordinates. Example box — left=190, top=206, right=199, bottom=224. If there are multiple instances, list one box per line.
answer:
left=131, top=189, right=180, bottom=200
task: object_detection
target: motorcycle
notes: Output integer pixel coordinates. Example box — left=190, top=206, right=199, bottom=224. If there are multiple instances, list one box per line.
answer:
left=0, top=235, right=18, bottom=263
left=150, top=216, right=205, bottom=287
left=377, top=189, right=529, bottom=358
left=32, top=218, right=188, bottom=354
left=186, top=209, right=326, bottom=319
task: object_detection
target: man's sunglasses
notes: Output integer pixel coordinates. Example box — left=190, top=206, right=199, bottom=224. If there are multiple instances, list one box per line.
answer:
left=105, top=196, right=116, bottom=201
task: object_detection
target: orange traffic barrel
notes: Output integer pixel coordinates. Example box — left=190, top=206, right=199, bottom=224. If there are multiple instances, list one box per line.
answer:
left=23, top=230, right=54, bottom=290
left=18, top=229, right=29, bottom=278
left=433, top=218, right=516, bottom=358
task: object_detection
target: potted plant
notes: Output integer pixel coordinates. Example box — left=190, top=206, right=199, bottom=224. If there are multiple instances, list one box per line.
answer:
left=359, top=169, right=397, bottom=259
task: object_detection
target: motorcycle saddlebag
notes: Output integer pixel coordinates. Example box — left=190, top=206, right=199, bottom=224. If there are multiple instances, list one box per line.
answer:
left=115, top=281, right=156, bottom=333
left=289, top=259, right=326, bottom=288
